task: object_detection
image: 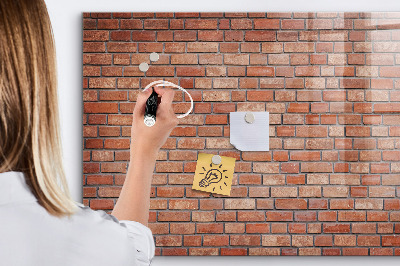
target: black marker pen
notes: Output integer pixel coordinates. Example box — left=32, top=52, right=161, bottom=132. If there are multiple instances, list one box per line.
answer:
left=144, top=87, right=159, bottom=127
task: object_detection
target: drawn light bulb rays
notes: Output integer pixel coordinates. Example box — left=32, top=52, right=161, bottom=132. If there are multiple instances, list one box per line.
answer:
left=197, top=163, right=229, bottom=192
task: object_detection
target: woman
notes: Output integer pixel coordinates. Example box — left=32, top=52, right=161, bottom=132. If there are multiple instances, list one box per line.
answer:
left=0, top=0, right=178, bottom=265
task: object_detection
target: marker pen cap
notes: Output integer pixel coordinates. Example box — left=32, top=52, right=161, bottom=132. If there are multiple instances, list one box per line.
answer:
left=144, top=114, right=156, bottom=127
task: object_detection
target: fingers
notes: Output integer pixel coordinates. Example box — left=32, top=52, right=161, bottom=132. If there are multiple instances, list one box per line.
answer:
left=132, top=88, right=152, bottom=119
left=156, top=87, right=175, bottom=108
left=133, top=86, right=177, bottom=125
left=153, top=86, right=167, bottom=96
left=155, top=87, right=179, bottom=124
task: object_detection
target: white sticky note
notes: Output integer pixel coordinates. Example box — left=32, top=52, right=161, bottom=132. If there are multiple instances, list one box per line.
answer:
left=229, top=112, right=269, bottom=151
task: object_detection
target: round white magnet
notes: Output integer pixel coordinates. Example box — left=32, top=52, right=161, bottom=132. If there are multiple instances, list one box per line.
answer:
left=212, top=155, right=222, bottom=165
left=244, top=112, right=255, bottom=124
left=149, top=52, right=159, bottom=62
left=139, top=62, right=149, bottom=72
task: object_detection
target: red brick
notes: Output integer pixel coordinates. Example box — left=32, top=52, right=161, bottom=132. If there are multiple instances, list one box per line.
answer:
left=113, top=54, right=130, bottom=65
left=229, top=19, right=251, bottom=29
left=158, top=210, right=190, bottom=222
left=90, top=13, right=112, bottom=19
left=110, top=31, right=130, bottom=41
left=142, top=19, right=168, bottom=29
left=254, top=19, right=280, bottom=29
left=202, top=235, right=229, bottom=246
left=323, top=223, right=350, bottom=233
left=83, top=30, right=109, bottom=41
left=197, top=223, right=224, bottom=233
left=119, top=19, right=142, bottom=30
left=334, top=235, right=356, bottom=246
left=186, top=19, right=218, bottom=29
left=84, top=54, right=113, bottom=65
left=83, top=19, right=96, bottom=29
left=282, top=19, right=305, bottom=29
left=351, top=187, right=368, bottom=198
left=97, top=19, right=119, bottom=29
left=382, top=236, right=400, bottom=246
left=112, top=13, right=132, bottom=18
left=287, top=103, right=309, bottom=113
left=277, top=126, right=295, bottom=137
left=260, top=79, right=285, bottom=89
left=131, top=31, right=156, bottom=41
left=315, top=235, right=333, bottom=246
left=138, top=43, right=163, bottom=52
left=224, top=31, right=243, bottom=42
left=295, top=211, right=317, bottom=221
left=296, top=126, right=327, bottom=137
left=346, top=126, right=370, bottom=137
left=285, top=42, right=315, bottom=53
left=262, top=235, right=291, bottom=246
left=84, top=102, right=118, bottom=114
left=277, top=31, right=299, bottom=41
left=340, top=78, right=370, bottom=89
left=338, top=211, right=366, bottom=221
left=187, top=42, right=218, bottom=52
left=342, top=248, right=368, bottom=255
left=240, top=43, right=260, bottom=53
left=246, top=91, right=273, bottom=102
left=104, top=139, right=130, bottom=149
left=355, top=199, right=383, bottom=210
left=380, top=66, right=400, bottom=77
left=177, top=138, right=205, bottom=149
left=246, top=223, right=270, bottom=234
left=198, top=30, right=224, bottom=41
left=90, top=199, right=114, bottom=210
left=375, top=103, right=400, bottom=113
left=176, top=66, right=205, bottom=77
left=275, top=91, right=295, bottom=101
left=247, top=66, right=274, bottom=77
left=261, top=43, right=283, bottom=54
left=276, top=199, right=307, bottom=209
left=323, top=186, right=349, bottom=197
left=297, top=90, right=322, bottom=101
left=266, top=211, right=293, bottom=221
left=83, top=42, right=106, bottom=53
left=245, top=31, right=276, bottom=42
left=156, top=27, right=175, bottom=38
left=199, top=54, right=223, bottom=65
left=295, top=66, right=320, bottom=76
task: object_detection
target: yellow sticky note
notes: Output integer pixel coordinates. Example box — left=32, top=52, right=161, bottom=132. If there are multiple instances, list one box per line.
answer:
left=192, top=153, right=236, bottom=196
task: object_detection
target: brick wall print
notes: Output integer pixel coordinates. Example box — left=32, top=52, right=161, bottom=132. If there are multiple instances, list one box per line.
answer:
left=83, top=12, right=400, bottom=256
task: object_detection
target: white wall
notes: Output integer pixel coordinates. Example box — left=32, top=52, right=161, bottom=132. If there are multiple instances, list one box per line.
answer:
left=45, top=0, right=400, bottom=264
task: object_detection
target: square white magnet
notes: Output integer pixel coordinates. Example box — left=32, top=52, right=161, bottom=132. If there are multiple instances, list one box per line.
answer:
left=229, top=111, right=269, bottom=151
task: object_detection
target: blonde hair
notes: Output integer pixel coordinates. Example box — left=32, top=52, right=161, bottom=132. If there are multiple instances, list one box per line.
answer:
left=0, top=0, right=77, bottom=217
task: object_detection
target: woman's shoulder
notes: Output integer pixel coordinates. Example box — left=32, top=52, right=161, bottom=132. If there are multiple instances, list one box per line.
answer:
left=72, top=202, right=155, bottom=265
left=73, top=202, right=120, bottom=224
left=74, top=202, right=153, bottom=237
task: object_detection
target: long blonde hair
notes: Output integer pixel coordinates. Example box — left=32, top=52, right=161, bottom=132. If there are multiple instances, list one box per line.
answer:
left=0, top=0, right=77, bottom=217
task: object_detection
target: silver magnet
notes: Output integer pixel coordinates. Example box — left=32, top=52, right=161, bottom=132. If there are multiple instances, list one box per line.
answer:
left=244, top=112, right=255, bottom=124
left=211, top=155, right=222, bottom=165
left=149, top=52, right=159, bottom=62
left=139, top=62, right=149, bottom=72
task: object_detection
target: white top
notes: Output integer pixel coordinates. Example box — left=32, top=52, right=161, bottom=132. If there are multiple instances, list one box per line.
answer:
left=0, top=171, right=155, bottom=266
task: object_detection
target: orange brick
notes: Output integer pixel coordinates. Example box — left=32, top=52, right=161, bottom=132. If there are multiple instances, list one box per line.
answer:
left=276, top=199, right=307, bottom=209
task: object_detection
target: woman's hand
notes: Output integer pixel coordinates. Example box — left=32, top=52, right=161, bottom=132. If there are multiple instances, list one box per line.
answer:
left=130, top=86, right=179, bottom=157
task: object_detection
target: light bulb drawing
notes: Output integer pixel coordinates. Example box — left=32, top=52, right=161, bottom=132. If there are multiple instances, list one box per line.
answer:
left=198, top=162, right=229, bottom=192
left=192, top=153, right=236, bottom=196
